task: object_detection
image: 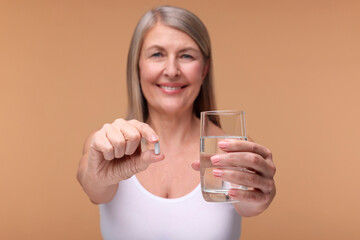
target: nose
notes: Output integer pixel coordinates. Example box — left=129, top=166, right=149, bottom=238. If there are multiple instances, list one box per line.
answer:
left=164, top=57, right=180, bottom=79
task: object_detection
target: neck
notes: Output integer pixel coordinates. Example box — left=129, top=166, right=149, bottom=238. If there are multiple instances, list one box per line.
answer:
left=146, top=108, right=200, bottom=147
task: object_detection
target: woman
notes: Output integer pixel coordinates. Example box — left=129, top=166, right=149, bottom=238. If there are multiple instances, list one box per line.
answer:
left=77, top=5, right=276, bottom=240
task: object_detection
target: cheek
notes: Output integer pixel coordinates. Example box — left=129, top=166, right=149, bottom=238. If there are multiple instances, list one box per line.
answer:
left=139, top=63, right=153, bottom=83
left=139, top=58, right=162, bottom=83
left=183, top=62, right=205, bottom=84
left=139, top=62, right=152, bottom=98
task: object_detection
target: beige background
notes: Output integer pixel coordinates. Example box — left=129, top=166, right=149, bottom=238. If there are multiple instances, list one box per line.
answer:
left=1, top=0, right=359, bottom=239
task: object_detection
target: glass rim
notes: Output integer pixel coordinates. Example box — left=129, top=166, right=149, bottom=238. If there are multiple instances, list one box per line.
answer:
left=201, top=110, right=245, bottom=116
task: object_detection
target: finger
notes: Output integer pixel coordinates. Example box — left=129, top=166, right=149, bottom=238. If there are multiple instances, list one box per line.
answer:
left=210, top=152, right=274, bottom=178
left=127, top=119, right=159, bottom=143
left=129, top=151, right=165, bottom=175
left=191, top=161, right=200, bottom=171
left=114, top=151, right=165, bottom=180
left=140, top=150, right=165, bottom=165
left=90, top=129, right=115, bottom=161
left=113, top=119, right=141, bottom=155
left=228, top=188, right=272, bottom=207
left=218, top=139, right=272, bottom=160
left=213, top=168, right=274, bottom=193
left=104, top=123, right=126, bottom=158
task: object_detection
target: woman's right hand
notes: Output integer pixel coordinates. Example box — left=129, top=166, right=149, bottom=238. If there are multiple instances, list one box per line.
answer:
left=77, top=119, right=164, bottom=203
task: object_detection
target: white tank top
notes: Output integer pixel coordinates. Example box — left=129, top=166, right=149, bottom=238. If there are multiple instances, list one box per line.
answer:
left=99, top=176, right=241, bottom=240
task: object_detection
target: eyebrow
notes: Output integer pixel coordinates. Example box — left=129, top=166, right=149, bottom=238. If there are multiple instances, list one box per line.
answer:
left=178, top=47, right=200, bottom=53
left=144, top=45, right=164, bottom=51
left=144, top=45, right=200, bottom=53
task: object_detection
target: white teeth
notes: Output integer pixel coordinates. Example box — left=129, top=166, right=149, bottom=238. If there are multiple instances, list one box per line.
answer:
left=160, top=86, right=181, bottom=90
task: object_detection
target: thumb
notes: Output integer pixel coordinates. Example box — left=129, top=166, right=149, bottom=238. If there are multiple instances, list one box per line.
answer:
left=117, top=151, right=165, bottom=181
left=191, top=160, right=200, bottom=171
left=140, top=150, right=165, bottom=166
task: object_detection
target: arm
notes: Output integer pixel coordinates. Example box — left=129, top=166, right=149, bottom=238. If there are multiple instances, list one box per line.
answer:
left=77, top=133, right=119, bottom=204
left=76, top=119, right=165, bottom=204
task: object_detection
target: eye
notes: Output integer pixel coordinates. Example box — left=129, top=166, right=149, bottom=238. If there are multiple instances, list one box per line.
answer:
left=181, top=54, right=194, bottom=60
left=151, top=52, right=163, bottom=58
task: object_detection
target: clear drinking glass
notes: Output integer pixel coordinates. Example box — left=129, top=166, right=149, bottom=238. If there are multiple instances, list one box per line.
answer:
left=200, top=110, right=248, bottom=202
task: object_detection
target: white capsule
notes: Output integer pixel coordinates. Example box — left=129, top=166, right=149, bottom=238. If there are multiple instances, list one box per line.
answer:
left=154, top=142, right=160, bottom=155
left=238, top=185, right=248, bottom=191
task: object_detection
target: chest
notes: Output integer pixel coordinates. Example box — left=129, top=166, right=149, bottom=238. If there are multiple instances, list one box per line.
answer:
left=100, top=178, right=241, bottom=240
left=136, top=145, right=200, bottom=198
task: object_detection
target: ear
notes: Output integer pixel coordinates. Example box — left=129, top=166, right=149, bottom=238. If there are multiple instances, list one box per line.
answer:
left=202, top=59, right=210, bottom=80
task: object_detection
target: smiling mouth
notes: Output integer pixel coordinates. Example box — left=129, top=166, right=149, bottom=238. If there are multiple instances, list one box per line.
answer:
left=159, top=86, right=182, bottom=90
left=157, top=85, right=187, bottom=90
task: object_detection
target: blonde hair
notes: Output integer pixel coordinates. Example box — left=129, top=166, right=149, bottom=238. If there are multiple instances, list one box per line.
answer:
left=126, top=5, right=216, bottom=121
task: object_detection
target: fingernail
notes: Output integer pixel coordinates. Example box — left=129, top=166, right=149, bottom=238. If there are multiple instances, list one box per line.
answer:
left=228, top=189, right=236, bottom=196
left=218, top=140, right=229, bottom=148
left=149, top=135, right=158, bottom=142
left=210, top=155, right=220, bottom=164
left=213, top=169, right=223, bottom=177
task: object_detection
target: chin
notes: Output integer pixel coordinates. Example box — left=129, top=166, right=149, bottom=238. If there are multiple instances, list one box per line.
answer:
left=158, top=104, right=192, bottom=115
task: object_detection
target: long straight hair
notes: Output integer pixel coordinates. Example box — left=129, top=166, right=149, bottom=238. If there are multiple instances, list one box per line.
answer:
left=126, top=5, right=216, bottom=121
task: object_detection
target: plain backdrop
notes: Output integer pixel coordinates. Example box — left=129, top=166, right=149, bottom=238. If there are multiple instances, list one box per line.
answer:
left=1, top=0, right=360, bottom=239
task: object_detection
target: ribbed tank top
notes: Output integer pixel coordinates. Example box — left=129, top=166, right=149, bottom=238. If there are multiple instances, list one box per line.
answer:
left=99, top=176, right=241, bottom=240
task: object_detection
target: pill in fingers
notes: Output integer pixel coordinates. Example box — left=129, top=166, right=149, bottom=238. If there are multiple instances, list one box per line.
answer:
left=141, top=138, right=160, bottom=155
left=154, top=142, right=160, bottom=155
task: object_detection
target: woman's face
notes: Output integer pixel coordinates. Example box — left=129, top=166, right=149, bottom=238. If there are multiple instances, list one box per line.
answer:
left=139, top=22, right=208, bottom=116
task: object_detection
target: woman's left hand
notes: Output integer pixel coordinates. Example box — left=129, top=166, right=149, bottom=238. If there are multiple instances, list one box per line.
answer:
left=192, top=139, right=276, bottom=217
